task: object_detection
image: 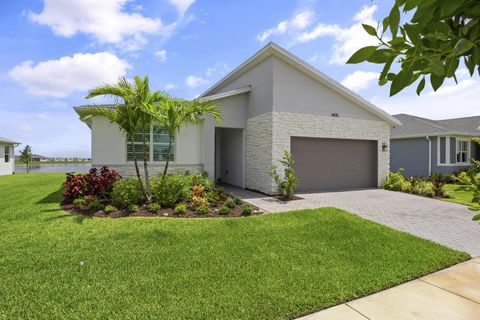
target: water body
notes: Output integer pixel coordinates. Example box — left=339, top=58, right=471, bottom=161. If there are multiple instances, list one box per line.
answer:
left=15, top=163, right=91, bottom=173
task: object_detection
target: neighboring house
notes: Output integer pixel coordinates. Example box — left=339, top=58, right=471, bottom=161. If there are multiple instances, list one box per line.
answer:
left=0, top=136, right=20, bottom=175
left=391, top=114, right=480, bottom=177
left=76, top=42, right=399, bottom=194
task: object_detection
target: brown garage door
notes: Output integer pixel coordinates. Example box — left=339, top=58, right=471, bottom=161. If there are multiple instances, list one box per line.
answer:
left=291, top=137, right=377, bottom=192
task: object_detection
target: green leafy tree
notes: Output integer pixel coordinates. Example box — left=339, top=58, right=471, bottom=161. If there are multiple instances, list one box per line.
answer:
left=144, top=98, right=222, bottom=180
left=19, top=145, right=32, bottom=173
left=77, top=77, right=147, bottom=200
left=269, top=150, right=298, bottom=200
left=347, top=0, right=480, bottom=96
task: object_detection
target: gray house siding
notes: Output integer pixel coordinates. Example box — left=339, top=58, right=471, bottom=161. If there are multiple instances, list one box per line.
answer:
left=390, top=138, right=429, bottom=177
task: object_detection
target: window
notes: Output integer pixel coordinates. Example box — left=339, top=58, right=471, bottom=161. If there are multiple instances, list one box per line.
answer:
left=456, top=140, right=469, bottom=164
left=127, top=125, right=174, bottom=162
left=4, top=146, right=9, bottom=163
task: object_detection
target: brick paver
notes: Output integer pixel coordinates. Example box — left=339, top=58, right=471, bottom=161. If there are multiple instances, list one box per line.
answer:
left=226, top=187, right=480, bottom=256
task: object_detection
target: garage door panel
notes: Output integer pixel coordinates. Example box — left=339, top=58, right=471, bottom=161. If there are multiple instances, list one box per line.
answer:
left=291, top=137, right=377, bottom=192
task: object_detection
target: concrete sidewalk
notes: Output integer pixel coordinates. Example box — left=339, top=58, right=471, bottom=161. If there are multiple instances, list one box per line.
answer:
left=297, top=258, right=480, bottom=320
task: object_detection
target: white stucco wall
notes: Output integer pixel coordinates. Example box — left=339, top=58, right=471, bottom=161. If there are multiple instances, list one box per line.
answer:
left=91, top=116, right=204, bottom=177
left=0, top=144, right=14, bottom=175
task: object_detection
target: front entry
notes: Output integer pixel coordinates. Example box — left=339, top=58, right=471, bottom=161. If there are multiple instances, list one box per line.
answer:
left=215, top=128, right=244, bottom=187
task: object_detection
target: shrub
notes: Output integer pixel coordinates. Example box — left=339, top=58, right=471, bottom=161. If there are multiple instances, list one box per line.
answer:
left=385, top=168, right=405, bottom=191
left=205, top=191, right=220, bottom=204
left=63, top=173, right=86, bottom=201
left=147, top=203, right=161, bottom=213
left=88, top=198, right=103, bottom=211
left=473, top=214, right=480, bottom=221
left=224, top=198, right=236, bottom=209
left=191, top=173, right=214, bottom=190
left=234, top=197, right=242, bottom=205
left=192, top=186, right=205, bottom=197
left=219, top=206, right=231, bottom=215
left=455, top=172, right=471, bottom=185
left=443, top=173, right=456, bottom=184
left=73, top=197, right=86, bottom=207
left=401, top=180, right=413, bottom=193
left=62, top=167, right=121, bottom=201
left=269, top=150, right=298, bottom=199
left=174, top=203, right=187, bottom=214
left=412, top=181, right=435, bottom=197
left=128, top=204, right=139, bottom=213
left=111, top=179, right=144, bottom=209
left=104, top=205, right=117, bottom=214
left=191, top=196, right=208, bottom=208
left=431, top=180, right=446, bottom=198
left=152, top=175, right=191, bottom=207
left=196, top=205, right=210, bottom=215
left=242, top=204, right=252, bottom=216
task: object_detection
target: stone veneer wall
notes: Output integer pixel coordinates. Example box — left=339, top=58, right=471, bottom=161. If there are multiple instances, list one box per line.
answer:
left=92, top=164, right=203, bottom=178
left=245, top=112, right=274, bottom=193
left=245, top=111, right=391, bottom=195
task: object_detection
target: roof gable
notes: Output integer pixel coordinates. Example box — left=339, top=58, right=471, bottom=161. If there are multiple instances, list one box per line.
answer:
left=200, top=42, right=400, bottom=126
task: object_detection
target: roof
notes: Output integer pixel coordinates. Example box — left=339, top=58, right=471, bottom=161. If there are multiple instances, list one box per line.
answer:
left=199, top=42, right=400, bottom=126
left=0, top=136, right=21, bottom=145
left=391, top=114, right=480, bottom=138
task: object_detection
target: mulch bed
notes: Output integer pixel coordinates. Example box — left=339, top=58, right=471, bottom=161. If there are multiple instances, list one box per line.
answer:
left=271, top=195, right=303, bottom=201
left=61, top=201, right=264, bottom=219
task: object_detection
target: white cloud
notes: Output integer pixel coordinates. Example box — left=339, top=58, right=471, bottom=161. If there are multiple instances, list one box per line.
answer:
left=372, top=77, right=480, bottom=119
left=205, top=62, right=229, bottom=77
left=168, top=0, right=196, bottom=16
left=155, top=49, right=167, bottom=62
left=185, top=75, right=208, bottom=88
left=256, top=10, right=314, bottom=42
left=9, top=52, right=130, bottom=97
left=341, top=71, right=379, bottom=92
left=36, top=112, right=52, bottom=120
left=297, top=5, right=380, bottom=65
left=29, top=0, right=174, bottom=51
left=164, top=83, right=178, bottom=90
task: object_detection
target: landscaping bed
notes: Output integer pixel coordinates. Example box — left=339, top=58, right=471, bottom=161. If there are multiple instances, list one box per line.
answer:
left=61, top=167, right=263, bottom=218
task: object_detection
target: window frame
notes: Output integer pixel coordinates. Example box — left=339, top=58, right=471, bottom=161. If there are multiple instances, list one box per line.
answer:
left=456, top=138, right=470, bottom=165
left=4, top=146, right=9, bottom=163
left=126, top=125, right=175, bottom=163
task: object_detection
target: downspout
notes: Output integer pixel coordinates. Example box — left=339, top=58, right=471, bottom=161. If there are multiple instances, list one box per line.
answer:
left=426, top=136, right=431, bottom=176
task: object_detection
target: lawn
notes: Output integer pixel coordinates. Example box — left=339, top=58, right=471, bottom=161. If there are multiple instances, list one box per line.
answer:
left=0, top=174, right=469, bottom=319
left=443, top=184, right=477, bottom=208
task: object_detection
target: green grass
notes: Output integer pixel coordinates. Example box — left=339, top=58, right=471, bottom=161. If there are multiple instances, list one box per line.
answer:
left=0, top=174, right=469, bottom=319
left=443, top=184, right=477, bottom=208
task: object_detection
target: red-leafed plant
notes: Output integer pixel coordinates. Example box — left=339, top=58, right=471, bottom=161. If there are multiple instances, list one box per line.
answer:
left=62, top=166, right=121, bottom=202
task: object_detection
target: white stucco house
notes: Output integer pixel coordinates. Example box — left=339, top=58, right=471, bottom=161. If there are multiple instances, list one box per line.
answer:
left=0, top=136, right=20, bottom=175
left=76, top=43, right=400, bottom=194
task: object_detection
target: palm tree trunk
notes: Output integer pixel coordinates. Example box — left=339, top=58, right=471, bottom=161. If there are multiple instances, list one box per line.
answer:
left=141, top=124, right=151, bottom=202
left=130, top=137, right=146, bottom=199
left=161, top=136, right=173, bottom=181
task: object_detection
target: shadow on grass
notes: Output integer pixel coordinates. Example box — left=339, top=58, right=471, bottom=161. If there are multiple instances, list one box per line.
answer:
left=45, top=213, right=93, bottom=224
left=36, top=188, right=63, bottom=204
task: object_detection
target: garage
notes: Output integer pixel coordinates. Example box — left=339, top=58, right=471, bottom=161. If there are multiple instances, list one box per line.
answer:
left=291, top=137, right=378, bottom=192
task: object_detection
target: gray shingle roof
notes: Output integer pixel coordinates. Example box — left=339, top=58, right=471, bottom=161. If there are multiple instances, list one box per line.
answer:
left=392, top=114, right=480, bottom=138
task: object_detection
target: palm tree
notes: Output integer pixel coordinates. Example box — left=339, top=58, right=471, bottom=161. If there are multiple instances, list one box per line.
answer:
left=77, top=77, right=147, bottom=199
left=144, top=97, right=222, bottom=180
left=19, top=145, right=32, bottom=173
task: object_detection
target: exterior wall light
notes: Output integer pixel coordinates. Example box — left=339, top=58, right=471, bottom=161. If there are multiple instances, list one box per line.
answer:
left=382, top=143, right=389, bottom=151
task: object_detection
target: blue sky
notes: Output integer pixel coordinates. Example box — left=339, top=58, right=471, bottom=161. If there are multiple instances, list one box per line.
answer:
left=0, top=0, right=478, bottom=157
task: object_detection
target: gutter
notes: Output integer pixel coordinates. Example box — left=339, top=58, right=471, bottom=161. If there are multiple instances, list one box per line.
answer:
left=426, top=136, right=431, bottom=176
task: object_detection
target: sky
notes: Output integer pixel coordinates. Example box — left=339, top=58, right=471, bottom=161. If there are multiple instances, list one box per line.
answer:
left=0, top=0, right=478, bottom=157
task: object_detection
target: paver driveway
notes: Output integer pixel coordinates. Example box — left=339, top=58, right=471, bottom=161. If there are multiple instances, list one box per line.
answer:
left=228, top=188, right=480, bottom=256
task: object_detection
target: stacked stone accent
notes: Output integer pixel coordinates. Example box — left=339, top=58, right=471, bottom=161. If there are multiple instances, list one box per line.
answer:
left=92, top=164, right=203, bottom=178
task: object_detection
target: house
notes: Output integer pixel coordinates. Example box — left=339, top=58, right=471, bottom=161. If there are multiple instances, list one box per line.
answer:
left=75, top=42, right=400, bottom=194
left=14, top=154, right=48, bottom=162
left=390, top=114, right=480, bottom=177
left=0, top=136, right=20, bottom=175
